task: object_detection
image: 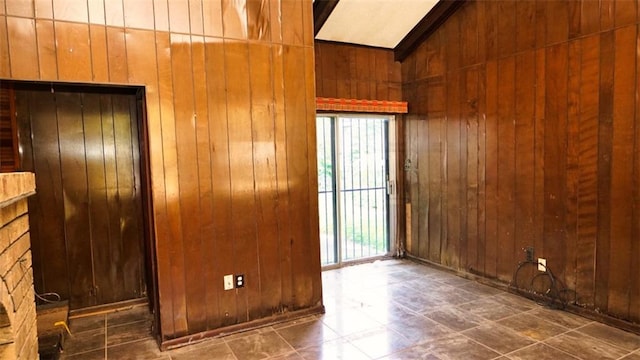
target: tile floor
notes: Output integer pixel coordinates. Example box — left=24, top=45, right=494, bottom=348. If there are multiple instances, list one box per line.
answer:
left=59, top=259, right=640, bottom=359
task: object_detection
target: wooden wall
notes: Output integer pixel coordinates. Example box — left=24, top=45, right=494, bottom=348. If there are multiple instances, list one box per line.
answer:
left=0, top=0, right=322, bottom=344
left=403, top=0, right=640, bottom=324
left=315, top=41, right=402, bottom=101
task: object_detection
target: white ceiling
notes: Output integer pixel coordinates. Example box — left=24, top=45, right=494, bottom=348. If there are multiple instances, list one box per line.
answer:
left=315, top=0, right=439, bottom=49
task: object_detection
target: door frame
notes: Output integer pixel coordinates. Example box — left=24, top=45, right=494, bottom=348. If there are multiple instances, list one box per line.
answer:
left=317, top=113, right=398, bottom=270
left=6, top=80, right=158, bottom=321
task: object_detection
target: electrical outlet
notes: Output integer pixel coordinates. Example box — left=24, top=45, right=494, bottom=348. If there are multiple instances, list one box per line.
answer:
left=524, top=246, right=534, bottom=262
left=538, top=258, right=546, bottom=272
left=235, top=274, right=245, bottom=288
left=224, top=274, right=234, bottom=290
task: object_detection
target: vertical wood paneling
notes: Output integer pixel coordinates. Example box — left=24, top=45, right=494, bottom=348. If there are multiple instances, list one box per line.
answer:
left=445, top=72, right=461, bottom=269
left=56, top=92, right=93, bottom=309
left=0, top=16, right=9, bottom=78
left=23, top=91, right=69, bottom=300
left=36, top=20, right=58, bottom=80
left=225, top=39, right=258, bottom=319
left=497, top=1, right=516, bottom=58
left=55, top=22, right=92, bottom=82
left=104, top=0, right=124, bottom=27
left=416, top=118, right=428, bottom=259
left=608, top=25, right=636, bottom=317
left=576, top=34, right=599, bottom=307
left=204, top=37, right=233, bottom=328
left=496, top=57, right=515, bottom=281
left=106, top=27, right=128, bottom=83
left=202, top=1, right=223, bottom=37
left=427, top=116, right=442, bottom=263
left=544, top=43, right=568, bottom=280
left=533, top=48, right=546, bottom=265
left=0, top=0, right=323, bottom=344
left=566, top=40, right=581, bottom=290
left=123, top=0, right=155, bottom=30
left=34, top=0, right=53, bottom=19
left=403, top=0, right=640, bottom=326
left=484, top=60, right=498, bottom=277
left=272, top=43, right=293, bottom=309
left=631, top=24, right=640, bottom=322
left=514, top=52, right=535, bottom=272
left=154, top=30, right=176, bottom=337
left=516, top=0, right=536, bottom=53
left=89, top=25, right=108, bottom=82
left=283, top=44, right=313, bottom=308
left=464, top=67, right=479, bottom=271
left=595, top=30, right=614, bottom=311
left=315, top=41, right=402, bottom=101
left=250, top=43, right=281, bottom=315
left=53, top=0, right=88, bottom=23
left=190, top=35, right=211, bottom=333
left=6, top=17, right=38, bottom=79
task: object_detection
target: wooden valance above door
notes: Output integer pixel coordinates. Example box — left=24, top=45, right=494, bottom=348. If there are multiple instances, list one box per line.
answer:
left=316, top=97, right=408, bottom=114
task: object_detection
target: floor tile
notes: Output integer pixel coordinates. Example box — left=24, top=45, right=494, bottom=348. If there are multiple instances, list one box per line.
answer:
left=497, top=313, right=568, bottom=341
left=68, top=314, right=107, bottom=333
left=296, top=338, right=369, bottom=360
left=321, top=309, right=382, bottom=336
left=544, top=330, right=628, bottom=360
left=490, top=293, right=537, bottom=312
left=506, top=343, right=579, bottom=360
left=463, top=324, right=535, bottom=354
left=386, top=314, right=451, bottom=344
left=107, top=319, right=153, bottom=346
left=107, top=338, right=170, bottom=360
left=456, top=298, right=522, bottom=321
left=168, top=340, right=234, bottom=360
left=460, top=282, right=503, bottom=296
left=346, top=327, right=414, bottom=359
left=275, top=319, right=339, bottom=350
left=226, top=330, right=293, bottom=360
left=53, top=260, right=640, bottom=360
left=107, top=306, right=152, bottom=327
left=424, top=307, right=483, bottom=332
left=62, top=348, right=106, bottom=360
left=528, top=307, right=592, bottom=329
left=408, top=334, right=500, bottom=360
left=63, top=328, right=105, bottom=355
left=577, top=322, right=640, bottom=352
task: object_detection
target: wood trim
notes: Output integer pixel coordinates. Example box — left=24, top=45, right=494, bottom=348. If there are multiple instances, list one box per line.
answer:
left=394, top=0, right=466, bottom=62
left=316, top=97, right=408, bottom=113
left=159, top=305, right=326, bottom=351
left=313, top=0, right=340, bottom=36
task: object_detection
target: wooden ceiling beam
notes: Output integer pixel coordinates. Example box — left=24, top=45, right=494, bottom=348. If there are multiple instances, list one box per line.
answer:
left=313, top=0, right=340, bottom=36
left=394, top=0, right=466, bottom=62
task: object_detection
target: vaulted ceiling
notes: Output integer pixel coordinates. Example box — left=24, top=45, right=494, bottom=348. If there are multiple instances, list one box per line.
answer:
left=313, top=0, right=465, bottom=61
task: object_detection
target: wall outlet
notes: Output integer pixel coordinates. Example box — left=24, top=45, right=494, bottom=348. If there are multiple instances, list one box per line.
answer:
left=224, top=274, right=234, bottom=290
left=538, top=258, right=546, bottom=272
left=235, top=274, right=245, bottom=288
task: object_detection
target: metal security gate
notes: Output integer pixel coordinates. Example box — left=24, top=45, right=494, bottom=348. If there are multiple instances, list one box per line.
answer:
left=317, top=115, right=390, bottom=266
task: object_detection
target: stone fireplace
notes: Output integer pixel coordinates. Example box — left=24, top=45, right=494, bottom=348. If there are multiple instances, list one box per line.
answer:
left=0, top=172, right=37, bottom=359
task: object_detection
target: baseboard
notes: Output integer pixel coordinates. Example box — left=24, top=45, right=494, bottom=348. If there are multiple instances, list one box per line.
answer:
left=159, top=305, right=326, bottom=351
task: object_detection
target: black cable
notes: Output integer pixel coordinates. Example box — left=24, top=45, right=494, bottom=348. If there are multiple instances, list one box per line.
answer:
left=510, top=260, right=575, bottom=310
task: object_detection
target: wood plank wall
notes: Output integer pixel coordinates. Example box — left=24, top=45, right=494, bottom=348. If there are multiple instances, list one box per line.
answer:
left=0, top=0, right=321, bottom=343
left=0, top=84, right=17, bottom=171
left=403, top=0, right=640, bottom=324
left=315, top=41, right=402, bottom=101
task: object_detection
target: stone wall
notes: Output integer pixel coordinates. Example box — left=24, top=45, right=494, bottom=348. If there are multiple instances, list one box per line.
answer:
left=0, top=173, right=37, bottom=360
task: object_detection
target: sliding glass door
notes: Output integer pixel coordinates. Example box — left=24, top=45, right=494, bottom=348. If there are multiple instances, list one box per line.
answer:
left=317, top=115, right=390, bottom=266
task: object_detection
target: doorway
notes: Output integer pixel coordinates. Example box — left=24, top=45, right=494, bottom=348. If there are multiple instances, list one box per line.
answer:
left=14, top=83, right=150, bottom=310
left=317, top=114, right=392, bottom=267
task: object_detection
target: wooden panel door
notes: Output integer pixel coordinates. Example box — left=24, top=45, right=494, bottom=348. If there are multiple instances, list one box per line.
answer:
left=16, top=85, right=146, bottom=309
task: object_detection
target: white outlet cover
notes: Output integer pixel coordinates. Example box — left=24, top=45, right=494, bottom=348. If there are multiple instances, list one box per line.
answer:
left=538, top=258, right=546, bottom=272
left=224, top=274, right=234, bottom=290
